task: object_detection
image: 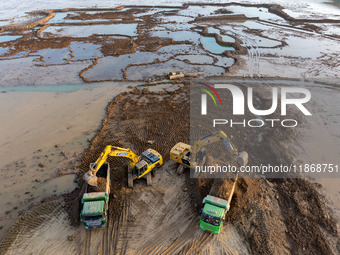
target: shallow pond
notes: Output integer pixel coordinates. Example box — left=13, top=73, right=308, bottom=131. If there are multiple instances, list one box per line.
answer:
left=32, top=174, right=78, bottom=197
left=126, top=59, right=225, bottom=80
left=200, top=36, right=235, bottom=54
left=175, top=54, right=214, bottom=65
left=0, top=35, right=22, bottom=43
left=207, top=27, right=235, bottom=43
left=41, top=23, right=138, bottom=37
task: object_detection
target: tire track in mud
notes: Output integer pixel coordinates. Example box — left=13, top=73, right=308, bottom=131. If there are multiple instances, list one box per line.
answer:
left=114, top=199, right=130, bottom=254
left=136, top=193, right=196, bottom=254
left=82, top=230, right=92, bottom=255
left=247, top=203, right=273, bottom=255
left=159, top=220, right=212, bottom=255
left=0, top=199, right=70, bottom=255
left=242, top=37, right=260, bottom=77
left=81, top=198, right=130, bottom=255
left=121, top=160, right=196, bottom=255
left=182, top=231, right=213, bottom=254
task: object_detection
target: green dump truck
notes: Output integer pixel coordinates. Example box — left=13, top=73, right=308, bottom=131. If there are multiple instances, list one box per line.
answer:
left=200, top=173, right=238, bottom=234
left=199, top=195, right=230, bottom=234
left=80, top=162, right=110, bottom=229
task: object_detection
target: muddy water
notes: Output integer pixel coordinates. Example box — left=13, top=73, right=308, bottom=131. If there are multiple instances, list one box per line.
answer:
left=0, top=81, right=131, bottom=92
left=47, top=12, right=80, bottom=23
left=41, top=23, right=138, bottom=37
left=82, top=41, right=216, bottom=82
left=0, top=20, right=10, bottom=26
left=83, top=52, right=163, bottom=81
left=30, top=41, right=102, bottom=65
left=228, top=5, right=285, bottom=22
left=207, top=27, right=235, bottom=43
left=157, top=44, right=204, bottom=55
left=0, top=47, right=8, bottom=56
left=133, top=7, right=178, bottom=17
left=263, top=32, right=340, bottom=58
left=32, top=47, right=70, bottom=65
left=219, top=24, right=281, bottom=48
left=47, top=12, right=114, bottom=24
left=200, top=36, right=235, bottom=54
left=32, top=174, right=77, bottom=197
left=175, top=54, right=214, bottom=65
left=177, top=5, right=222, bottom=17
left=214, top=55, right=235, bottom=67
left=242, top=20, right=270, bottom=30
left=0, top=3, right=338, bottom=87
left=320, top=24, right=340, bottom=36
left=0, top=35, right=22, bottom=43
left=138, top=83, right=184, bottom=92
left=126, top=59, right=225, bottom=80
left=46, top=8, right=148, bottom=24
left=151, top=30, right=200, bottom=43
left=69, top=42, right=102, bottom=61
left=157, top=15, right=194, bottom=26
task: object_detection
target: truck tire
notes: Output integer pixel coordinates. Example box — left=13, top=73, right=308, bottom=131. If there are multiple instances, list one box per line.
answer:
left=128, top=170, right=134, bottom=188
left=146, top=173, right=152, bottom=186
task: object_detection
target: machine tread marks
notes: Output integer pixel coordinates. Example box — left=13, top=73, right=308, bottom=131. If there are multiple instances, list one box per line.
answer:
left=177, top=164, right=184, bottom=175
left=0, top=200, right=64, bottom=254
left=146, top=172, right=152, bottom=186
left=248, top=203, right=274, bottom=255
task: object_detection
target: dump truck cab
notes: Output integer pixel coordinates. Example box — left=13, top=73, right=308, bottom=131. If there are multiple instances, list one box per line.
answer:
left=81, top=192, right=109, bottom=229
left=200, top=195, right=230, bottom=234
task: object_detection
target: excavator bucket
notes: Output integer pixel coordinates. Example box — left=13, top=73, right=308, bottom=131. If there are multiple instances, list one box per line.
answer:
left=236, top=151, right=248, bottom=166
left=84, top=171, right=98, bottom=186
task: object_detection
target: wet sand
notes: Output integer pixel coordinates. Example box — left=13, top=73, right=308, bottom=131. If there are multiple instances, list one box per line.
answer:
left=0, top=83, right=128, bottom=240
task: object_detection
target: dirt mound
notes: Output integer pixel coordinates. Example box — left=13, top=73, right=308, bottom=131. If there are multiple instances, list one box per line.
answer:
left=274, top=178, right=338, bottom=254
left=88, top=177, right=107, bottom=193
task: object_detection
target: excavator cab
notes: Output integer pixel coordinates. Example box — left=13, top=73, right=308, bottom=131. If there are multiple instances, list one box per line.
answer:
left=133, top=160, right=148, bottom=178
left=170, top=142, right=191, bottom=167
left=127, top=148, right=163, bottom=188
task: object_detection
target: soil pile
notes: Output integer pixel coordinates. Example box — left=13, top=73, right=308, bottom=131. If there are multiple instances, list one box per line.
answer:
left=88, top=177, right=107, bottom=193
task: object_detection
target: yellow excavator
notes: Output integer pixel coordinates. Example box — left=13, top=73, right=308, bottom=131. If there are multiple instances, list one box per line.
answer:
left=84, top=146, right=163, bottom=187
left=170, top=130, right=248, bottom=174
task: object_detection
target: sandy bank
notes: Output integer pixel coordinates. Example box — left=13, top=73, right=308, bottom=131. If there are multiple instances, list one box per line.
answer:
left=0, top=83, right=129, bottom=240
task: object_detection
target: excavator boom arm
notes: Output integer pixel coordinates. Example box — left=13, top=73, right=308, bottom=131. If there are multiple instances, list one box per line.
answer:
left=90, top=145, right=139, bottom=175
left=192, top=131, right=239, bottom=164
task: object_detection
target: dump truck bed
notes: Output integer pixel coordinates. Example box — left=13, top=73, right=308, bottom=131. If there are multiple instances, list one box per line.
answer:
left=204, top=195, right=229, bottom=210
left=87, top=162, right=110, bottom=194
